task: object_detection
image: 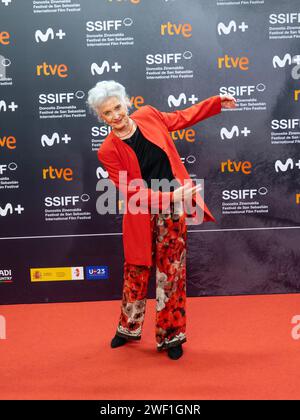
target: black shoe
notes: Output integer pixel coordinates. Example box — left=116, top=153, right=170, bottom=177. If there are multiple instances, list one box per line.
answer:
left=167, top=344, right=183, bottom=360
left=111, top=334, right=128, bottom=348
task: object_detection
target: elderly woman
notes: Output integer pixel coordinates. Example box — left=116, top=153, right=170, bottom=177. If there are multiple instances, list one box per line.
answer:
left=87, top=80, right=236, bottom=360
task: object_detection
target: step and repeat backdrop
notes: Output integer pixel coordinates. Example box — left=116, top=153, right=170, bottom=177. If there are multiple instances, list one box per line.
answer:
left=0, top=0, right=300, bottom=304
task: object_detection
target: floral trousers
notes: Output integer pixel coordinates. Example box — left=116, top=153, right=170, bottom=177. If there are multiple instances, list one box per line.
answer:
left=116, top=205, right=187, bottom=351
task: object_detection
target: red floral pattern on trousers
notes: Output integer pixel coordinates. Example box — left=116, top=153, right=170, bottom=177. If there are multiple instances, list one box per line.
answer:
left=116, top=209, right=187, bottom=350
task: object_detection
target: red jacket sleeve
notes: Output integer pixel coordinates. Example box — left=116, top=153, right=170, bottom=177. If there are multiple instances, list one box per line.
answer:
left=98, top=148, right=173, bottom=213
left=155, top=95, right=222, bottom=131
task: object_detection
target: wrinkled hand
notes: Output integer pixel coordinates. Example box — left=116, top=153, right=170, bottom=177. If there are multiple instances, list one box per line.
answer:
left=172, top=183, right=202, bottom=203
left=220, top=93, right=237, bottom=109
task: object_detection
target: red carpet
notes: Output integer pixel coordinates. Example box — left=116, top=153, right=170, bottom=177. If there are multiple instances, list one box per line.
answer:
left=0, top=294, right=300, bottom=400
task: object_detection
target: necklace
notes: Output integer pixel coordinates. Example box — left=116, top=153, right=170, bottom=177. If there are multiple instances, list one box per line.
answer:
left=113, top=119, right=135, bottom=139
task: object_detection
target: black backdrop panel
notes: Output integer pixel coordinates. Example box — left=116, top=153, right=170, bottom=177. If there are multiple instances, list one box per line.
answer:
left=0, top=0, right=300, bottom=303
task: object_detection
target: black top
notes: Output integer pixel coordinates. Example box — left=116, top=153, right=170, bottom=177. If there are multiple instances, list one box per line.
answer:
left=123, top=126, right=178, bottom=192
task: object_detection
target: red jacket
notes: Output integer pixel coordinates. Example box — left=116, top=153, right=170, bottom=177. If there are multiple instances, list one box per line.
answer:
left=97, top=95, right=222, bottom=265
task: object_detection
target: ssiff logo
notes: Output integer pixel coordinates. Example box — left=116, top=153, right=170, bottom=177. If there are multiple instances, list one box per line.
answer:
left=39, top=91, right=85, bottom=105
left=220, top=84, right=266, bottom=97
left=146, top=51, right=192, bottom=65
left=0, top=315, right=6, bottom=340
left=86, top=19, right=133, bottom=32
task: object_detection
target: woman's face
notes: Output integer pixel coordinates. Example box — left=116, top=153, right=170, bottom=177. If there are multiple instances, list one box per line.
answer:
left=98, top=96, right=129, bottom=131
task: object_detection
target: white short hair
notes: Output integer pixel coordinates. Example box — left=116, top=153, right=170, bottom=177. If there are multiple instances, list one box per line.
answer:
left=86, top=80, right=131, bottom=119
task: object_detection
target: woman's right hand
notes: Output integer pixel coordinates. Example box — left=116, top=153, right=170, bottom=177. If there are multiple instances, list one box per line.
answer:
left=172, top=183, right=202, bottom=203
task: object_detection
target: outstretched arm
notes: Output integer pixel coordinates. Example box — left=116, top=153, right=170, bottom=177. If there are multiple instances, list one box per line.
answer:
left=154, top=94, right=236, bottom=131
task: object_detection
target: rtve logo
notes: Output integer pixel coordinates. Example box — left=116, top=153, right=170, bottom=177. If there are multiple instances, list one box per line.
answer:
left=296, top=194, right=300, bottom=205
left=42, top=166, right=73, bottom=181
left=275, top=158, right=300, bottom=173
left=35, top=28, right=66, bottom=43
left=167, top=93, right=199, bottom=108
left=220, top=125, right=251, bottom=140
left=221, top=160, right=252, bottom=174
left=222, top=187, right=268, bottom=200
left=171, top=129, right=196, bottom=143
left=0, top=162, right=17, bottom=175
left=36, top=62, right=68, bottom=78
left=39, top=91, right=85, bottom=105
left=146, top=51, right=192, bottom=65
left=0, top=31, right=10, bottom=45
left=91, top=61, right=122, bottom=76
left=0, top=203, right=24, bottom=216
left=220, top=84, right=266, bottom=97
left=44, top=194, right=90, bottom=207
left=218, top=54, right=249, bottom=71
left=41, top=133, right=71, bottom=147
left=217, top=20, right=249, bottom=35
left=0, top=135, right=16, bottom=149
left=160, top=22, right=192, bottom=38
left=86, top=19, right=133, bottom=32
left=0, top=100, right=18, bottom=112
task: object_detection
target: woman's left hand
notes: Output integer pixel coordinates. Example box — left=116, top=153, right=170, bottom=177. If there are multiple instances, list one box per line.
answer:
left=220, top=94, right=237, bottom=109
